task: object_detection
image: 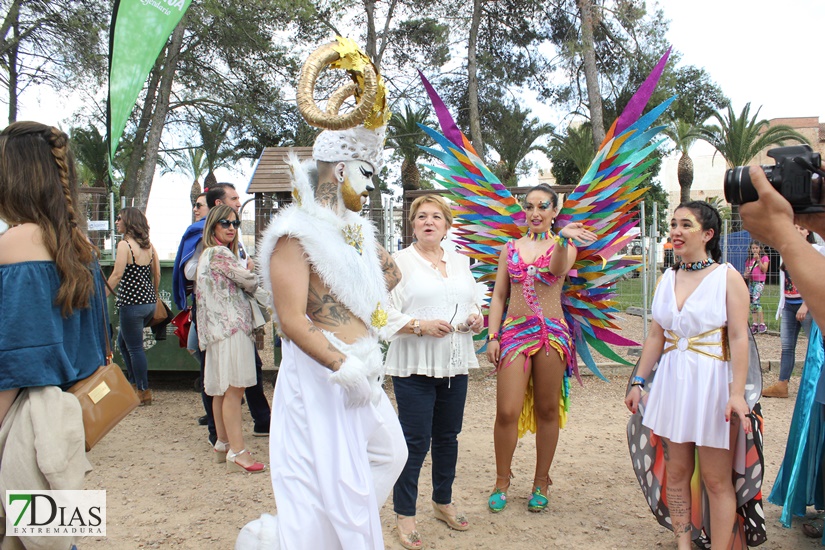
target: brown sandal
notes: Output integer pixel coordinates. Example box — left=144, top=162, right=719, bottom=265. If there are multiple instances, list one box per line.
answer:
left=396, top=515, right=422, bottom=549
left=432, top=501, right=469, bottom=531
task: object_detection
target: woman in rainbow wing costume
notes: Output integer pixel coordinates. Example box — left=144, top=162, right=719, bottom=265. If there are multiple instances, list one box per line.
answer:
left=417, top=50, right=675, bottom=513
left=486, top=184, right=596, bottom=511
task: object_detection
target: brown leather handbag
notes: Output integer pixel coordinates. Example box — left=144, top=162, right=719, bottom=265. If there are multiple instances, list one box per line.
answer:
left=67, top=271, right=140, bottom=451
left=147, top=294, right=173, bottom=327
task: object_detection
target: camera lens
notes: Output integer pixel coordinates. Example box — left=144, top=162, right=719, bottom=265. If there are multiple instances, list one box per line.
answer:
left=724, top=166, right=759, bottom=206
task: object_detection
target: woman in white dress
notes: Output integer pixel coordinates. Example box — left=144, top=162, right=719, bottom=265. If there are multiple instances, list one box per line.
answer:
left=196, top=205, right=264, bottom=473
left=625, top=201, right=753, bottom=549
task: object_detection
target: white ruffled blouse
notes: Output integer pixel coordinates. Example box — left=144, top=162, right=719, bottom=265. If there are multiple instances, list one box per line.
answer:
left=384, top=242, right=484, bottom=378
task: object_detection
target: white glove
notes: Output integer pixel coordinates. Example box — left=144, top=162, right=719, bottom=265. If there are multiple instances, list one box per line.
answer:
left=329, top=355, right=371, bottom=408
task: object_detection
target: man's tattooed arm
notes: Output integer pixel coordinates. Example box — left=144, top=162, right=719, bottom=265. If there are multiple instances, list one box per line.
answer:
left=301, top=319, right=346, bottom=370
left=269, top=236, right=348, bottom=372
left=377, top=245, right=402, bottom=291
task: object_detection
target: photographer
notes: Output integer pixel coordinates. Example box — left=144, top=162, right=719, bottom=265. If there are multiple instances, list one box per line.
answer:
left=740, top=164, right=825, bottom=327
left=740, top=162, right=825, bottom=541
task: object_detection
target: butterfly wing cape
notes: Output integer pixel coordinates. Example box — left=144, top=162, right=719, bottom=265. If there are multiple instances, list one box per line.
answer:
left=417, top=48, right=674, bottom=381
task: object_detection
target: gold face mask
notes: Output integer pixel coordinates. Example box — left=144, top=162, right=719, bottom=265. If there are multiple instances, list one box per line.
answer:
left=682, top=211, right=702, bottom=233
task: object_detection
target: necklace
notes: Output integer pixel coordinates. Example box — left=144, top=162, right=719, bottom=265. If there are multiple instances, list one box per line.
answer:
left=527, top=230, right=550, bottom=241
left=414, top=242, right=443, bottom=269
left=679, top=257, right=716, bottom=271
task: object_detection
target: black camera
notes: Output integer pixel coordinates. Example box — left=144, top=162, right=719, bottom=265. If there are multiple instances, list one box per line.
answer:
left=724, top=144, right=824, bottom=214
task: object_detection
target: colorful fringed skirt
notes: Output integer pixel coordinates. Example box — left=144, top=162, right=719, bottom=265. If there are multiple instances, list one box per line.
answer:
left=498, top=314, right=574, bottom=437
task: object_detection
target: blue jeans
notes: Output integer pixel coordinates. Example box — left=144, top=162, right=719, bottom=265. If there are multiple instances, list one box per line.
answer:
left=117, top=302, right=155, bottom=391
left=392, top=374, right=468, bottom=516
left=779, top=301, right=813, bottom=381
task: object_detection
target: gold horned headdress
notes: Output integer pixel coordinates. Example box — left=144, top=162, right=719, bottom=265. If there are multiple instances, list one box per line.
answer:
left=297, top=37, right=391, bottom=172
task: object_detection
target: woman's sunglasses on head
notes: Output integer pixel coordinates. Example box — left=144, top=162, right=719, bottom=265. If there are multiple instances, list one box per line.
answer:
left=218, top=219, right=240, bottom=229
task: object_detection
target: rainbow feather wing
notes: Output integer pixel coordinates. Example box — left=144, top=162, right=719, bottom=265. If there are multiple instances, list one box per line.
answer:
left=559, top=48, right=675, bottom=376
left=417, top=71, right=524, bottom=285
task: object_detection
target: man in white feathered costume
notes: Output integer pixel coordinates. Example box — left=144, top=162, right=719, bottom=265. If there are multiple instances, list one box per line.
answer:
left=236, top=38, right=407, bottom=550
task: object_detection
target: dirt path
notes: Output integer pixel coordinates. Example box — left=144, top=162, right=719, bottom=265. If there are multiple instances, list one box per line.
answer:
left=77, top=328, right=820, bottom=549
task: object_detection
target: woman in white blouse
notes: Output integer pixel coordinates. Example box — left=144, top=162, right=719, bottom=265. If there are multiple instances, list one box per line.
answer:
left=196, top=205, right=265, bottom=474
left=384, top=195, right=483, bottom=550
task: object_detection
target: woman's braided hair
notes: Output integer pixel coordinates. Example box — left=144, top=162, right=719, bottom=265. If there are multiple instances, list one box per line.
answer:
left=672, top=200, right=722, bottom=270
left=0, top=121, right=95, bottom=315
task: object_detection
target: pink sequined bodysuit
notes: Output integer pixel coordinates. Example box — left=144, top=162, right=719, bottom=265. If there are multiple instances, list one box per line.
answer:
left=498, top=240, right=576, bottom=434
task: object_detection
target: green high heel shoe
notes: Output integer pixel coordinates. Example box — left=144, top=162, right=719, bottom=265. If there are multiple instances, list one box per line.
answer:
left=488, top=473, right=512, bottom=513
left=488, top=487, right=508, bottom=513
left=527, top=477, right=551, bottom=512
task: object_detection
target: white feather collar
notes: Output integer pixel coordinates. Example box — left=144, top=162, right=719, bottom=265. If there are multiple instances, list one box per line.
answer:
left=257, top=152, right=389, bottom=337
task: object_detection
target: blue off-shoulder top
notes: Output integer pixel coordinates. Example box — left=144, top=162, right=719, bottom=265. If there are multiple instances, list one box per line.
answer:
left=0, top=261, right=109, bottom=391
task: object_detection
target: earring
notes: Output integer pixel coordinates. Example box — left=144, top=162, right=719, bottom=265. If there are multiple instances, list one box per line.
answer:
left=337, top=173, right=344, bottom=183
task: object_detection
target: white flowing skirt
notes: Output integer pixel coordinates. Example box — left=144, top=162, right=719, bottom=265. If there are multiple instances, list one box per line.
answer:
left=204, top=331, right=256, bottom=396
left=643, top=350, right=733, bottom=449
left=266, top=335, right=406, bottom=550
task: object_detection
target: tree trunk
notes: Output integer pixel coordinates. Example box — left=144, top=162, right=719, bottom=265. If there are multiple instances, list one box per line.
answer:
left=6, top=21, right=18, bottom=124
left=401, top=157, right=420, bottom=190
left=133, top=22, right=185, bottom=211
left=467, top=0, right=484, bottom=157
left=362, top=0, right=387, bottom=235
left=578, top=0, right=605, bottom=149
left=121, top=60, right=162, bottom=201
left=677, top=153, right=694, bottom=204
left=203, top=170, right=217, bottom=190
left=364, top=0, right=377, bottom=60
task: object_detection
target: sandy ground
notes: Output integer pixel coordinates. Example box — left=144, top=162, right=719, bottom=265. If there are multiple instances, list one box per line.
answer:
left=78, top=319, right=823, bottom=550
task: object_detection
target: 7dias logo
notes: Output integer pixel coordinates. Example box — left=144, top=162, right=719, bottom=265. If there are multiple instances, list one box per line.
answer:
left=5, top=491, right=106, bottom=536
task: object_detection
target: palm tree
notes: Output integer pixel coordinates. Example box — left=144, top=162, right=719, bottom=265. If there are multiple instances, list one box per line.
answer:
left=700, top=103, right=808, bottom=168
left=705, top=195, right=732, bottom=223
left=544, top=123, right=596, bottom=180
left=485, top=100, right=554, bottom=186
left=387, top=104, right=432, bottom=190
left=164, top=146, right=208, bottom=206
left=700, top=103, right=808, bottom=228
left=664, top=118, right=704, bottom=204
left=71, top=125, right=110, bottom=190
left=196, top=116, right=241, bottom=188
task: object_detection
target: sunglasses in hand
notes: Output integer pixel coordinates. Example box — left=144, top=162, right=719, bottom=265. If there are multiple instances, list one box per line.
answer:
left=218, top=219, right=241, bottom=229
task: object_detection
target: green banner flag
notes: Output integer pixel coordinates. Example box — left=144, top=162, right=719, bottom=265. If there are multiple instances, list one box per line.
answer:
left=107, top=0, right=191, bottom=163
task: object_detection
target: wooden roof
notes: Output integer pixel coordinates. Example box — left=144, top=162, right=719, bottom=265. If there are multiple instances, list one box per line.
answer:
left=246, top=146, right=314, bottom=194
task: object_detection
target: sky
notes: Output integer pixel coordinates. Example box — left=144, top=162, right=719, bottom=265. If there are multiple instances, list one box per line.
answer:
left=12, top=0, right=824, bottom=255
left=661, top=0, right=824, bottom=121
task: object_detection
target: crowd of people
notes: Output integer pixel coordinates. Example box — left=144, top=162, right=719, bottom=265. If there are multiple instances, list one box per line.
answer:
left=2, top=45, right=825, bottom=550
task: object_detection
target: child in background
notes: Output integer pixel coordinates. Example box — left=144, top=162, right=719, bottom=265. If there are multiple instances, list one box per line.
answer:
left=744, top=241, right=769, bottom=334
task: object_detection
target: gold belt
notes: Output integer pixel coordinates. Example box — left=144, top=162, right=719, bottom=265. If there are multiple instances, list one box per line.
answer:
left=663, top=327, right=729, bottom=361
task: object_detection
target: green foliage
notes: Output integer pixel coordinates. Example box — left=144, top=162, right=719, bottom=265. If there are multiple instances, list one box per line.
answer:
left=387, top=104, right=433, bottom=190
left=70, top=124, right=110, bottom=190
left=545, top=123, right=595, bottom=185
left=484, top=99, right=554, bottom=186
left=700, top=103, right=810, bottom=167
left=641, top=177, right=670, bottom=237
left=0, top=0, right=109, bottom=122
left=705, top=196, right=732, bottom=222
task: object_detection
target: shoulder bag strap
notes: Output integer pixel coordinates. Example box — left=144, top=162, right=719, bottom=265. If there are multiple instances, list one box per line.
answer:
left=96, top=262, right=113, bottom=362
